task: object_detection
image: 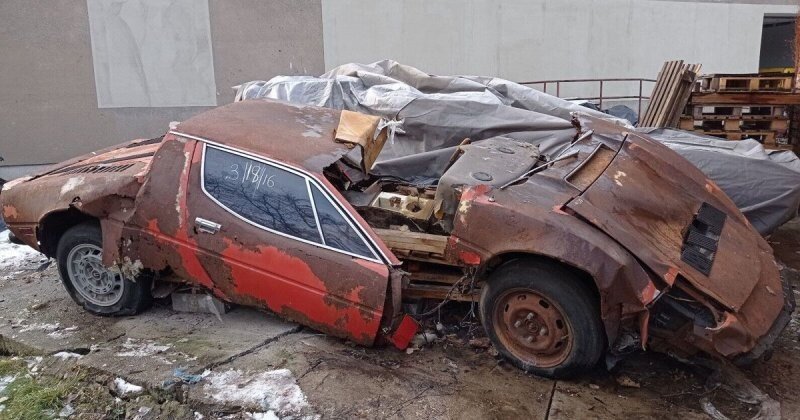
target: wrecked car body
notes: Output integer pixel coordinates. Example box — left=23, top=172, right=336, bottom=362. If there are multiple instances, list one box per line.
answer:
left=1, top=98, right=794, bottom=378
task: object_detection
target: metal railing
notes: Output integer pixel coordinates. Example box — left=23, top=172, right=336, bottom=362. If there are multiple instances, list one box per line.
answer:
left=517, top=78, right=657, bottom=118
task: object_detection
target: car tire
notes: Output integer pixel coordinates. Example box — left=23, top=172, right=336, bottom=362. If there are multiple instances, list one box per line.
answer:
left=56, top=222, right=151, bottom=316
left=479, top=259, right=605, bottom=378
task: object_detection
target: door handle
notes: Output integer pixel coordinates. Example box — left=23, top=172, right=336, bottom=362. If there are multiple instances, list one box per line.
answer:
left=195, top=217, right=221, bottom=234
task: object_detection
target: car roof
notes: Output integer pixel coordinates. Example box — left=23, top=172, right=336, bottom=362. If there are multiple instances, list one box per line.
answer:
left=173, top=98, right=385, bottom=174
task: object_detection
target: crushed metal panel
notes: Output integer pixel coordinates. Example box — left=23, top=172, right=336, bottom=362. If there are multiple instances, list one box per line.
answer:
left=566, top=129, right=768, bottom=311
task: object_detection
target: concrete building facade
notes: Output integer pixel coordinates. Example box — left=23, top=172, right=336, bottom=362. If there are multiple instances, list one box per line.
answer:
left=0, top=0, right=797, bottom=179
left=0, top=0, right=324, bottom=179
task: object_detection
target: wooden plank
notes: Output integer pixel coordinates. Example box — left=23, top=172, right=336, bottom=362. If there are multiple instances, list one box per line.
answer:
left=655, top=61, right=686, bottom=126
left=374, top=228, right=448, bottom=255
left=690, top=93, right=800, bottom=106
left=392, top=249, right=455, bottom=265
left=641, top=61, right=675, bottom=127
left=666, top=63, right=695, bottom=126
left=647, top=60, right=683, bottom=127
left=687, top=108, right=784, bottom=120
left=696, top=74, right=794, bottom=92
left=381, top=240, right=444, bottom=255
left=644, top=60, right=701, bottom=128
left=667, top=63, right=702, bottom=127
left=723, top=119, right=740, bottom=131
left=679, top=117, right=695, bottom=130
left=402, top=283, right=479, bottom=302
left=407, top=271, right=464, bottom=285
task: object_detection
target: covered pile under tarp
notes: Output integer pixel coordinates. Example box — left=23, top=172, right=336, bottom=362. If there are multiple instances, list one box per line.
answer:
left=236, top=60, right=629, bottom=184
left=639, top=128, right=800, bottom=235
left=236, top=60, right=800, bottom=235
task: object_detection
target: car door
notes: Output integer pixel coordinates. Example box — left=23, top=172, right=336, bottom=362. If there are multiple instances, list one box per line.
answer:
left=184, top=141, right=393, bottom=345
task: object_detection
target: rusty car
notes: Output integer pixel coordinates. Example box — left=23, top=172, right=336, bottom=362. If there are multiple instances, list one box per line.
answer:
left=1, top=99, right=794, bottom=378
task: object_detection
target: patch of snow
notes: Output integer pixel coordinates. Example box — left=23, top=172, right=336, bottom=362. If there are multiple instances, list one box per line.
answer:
left=47, top=326, right=78, bottom=339
left=132, top=406, right=152, bottom=420
left=19, top=322, right=61, bottom=333
left=19, top=322, right=61, bottom=332
left=114, top=378, right=144, bottom=395
left=58, top=403, right=75, bottom=418
left=194, top=412, right=205, bottom=420
left=115, top=338, right=171, bottom=357
left=246, top=412, right=279, bottom=420
left=0, top=375, right=17, bottom=395
left=26, top=356, right=43, bottom=372
left=52, top=351, right=83, bottom=360
left=0, top=230, right=45, bottom=270
left=202, top=369, right=311, bottom=418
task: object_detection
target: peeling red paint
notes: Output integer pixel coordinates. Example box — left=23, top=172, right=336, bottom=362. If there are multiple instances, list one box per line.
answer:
left=219, top=239, right=382, bottom=345
left=458, top=250, right=482, bottom=265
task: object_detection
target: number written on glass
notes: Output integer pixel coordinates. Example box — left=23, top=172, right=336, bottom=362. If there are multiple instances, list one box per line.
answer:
left=224, top=162, right=275, bottom=191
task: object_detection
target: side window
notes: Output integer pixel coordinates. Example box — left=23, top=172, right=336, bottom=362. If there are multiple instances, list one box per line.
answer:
left=311, top=185, right=375, bottom=259
left=202, top=146, right=320, bottom=243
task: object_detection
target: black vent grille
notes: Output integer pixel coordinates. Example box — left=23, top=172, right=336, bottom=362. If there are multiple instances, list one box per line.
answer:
left=60, top=163, right=135, bottom=175
left=680, top=202, right=726, bottom=275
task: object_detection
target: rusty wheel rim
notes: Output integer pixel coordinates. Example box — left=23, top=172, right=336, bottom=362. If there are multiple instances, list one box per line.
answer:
left=66, top=244, right=124, bottom=307
left=492, top=288, right=572, bottom=368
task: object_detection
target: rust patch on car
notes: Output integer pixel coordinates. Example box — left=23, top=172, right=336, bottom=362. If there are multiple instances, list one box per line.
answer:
left=2, top=205, right=19, bottom=220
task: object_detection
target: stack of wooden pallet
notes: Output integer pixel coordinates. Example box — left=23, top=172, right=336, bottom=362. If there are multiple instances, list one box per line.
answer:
left=679, top=73, right=800, bottom=150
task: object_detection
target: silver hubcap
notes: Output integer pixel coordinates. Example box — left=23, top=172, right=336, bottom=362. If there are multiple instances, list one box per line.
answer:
left=66, top=244, right=124, bottom=306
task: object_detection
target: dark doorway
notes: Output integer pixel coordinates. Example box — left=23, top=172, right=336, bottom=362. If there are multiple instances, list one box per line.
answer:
left=760, top=14, right=796, bottom=71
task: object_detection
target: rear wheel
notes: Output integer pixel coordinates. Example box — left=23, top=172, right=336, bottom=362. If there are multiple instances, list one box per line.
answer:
left=56, top=223, right=151, bottom=316
left=480, top=259, right=605, bottom=378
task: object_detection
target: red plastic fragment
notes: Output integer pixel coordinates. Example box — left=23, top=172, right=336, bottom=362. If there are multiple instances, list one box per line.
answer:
left=388, top=315, right=419, bottom=350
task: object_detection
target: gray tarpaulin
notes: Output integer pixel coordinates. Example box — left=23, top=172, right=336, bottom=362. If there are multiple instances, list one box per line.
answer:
left=639, top=128, right=800, bottom=235
left=236, top=60, right=800, bottom=235
left=236, top=60, right=628, bottom=184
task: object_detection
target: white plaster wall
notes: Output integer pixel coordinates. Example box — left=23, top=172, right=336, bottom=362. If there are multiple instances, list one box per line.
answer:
left=87, top=0, right=217, bottom=108
left=321, top=0, right=797, bottom=98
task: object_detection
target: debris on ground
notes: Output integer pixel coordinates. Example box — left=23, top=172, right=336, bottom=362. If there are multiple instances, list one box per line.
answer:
left=409, top=332, right=439, bottom=349
left=467, top=337, right=491, bottom=349
left=700, top=397, right=730, bottom=420
left=615, top=375, right=641, bottom=388
left=705, top=360, right=782, bottom=419
left=162, top=368, right=209, bottom=390
left=113, top=377, right=144, bottom=397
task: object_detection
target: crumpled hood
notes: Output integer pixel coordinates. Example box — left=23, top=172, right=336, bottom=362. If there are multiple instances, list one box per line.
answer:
left=567, top=128, right=775, bottom=311
left=1, top=139, right=158, bottom=226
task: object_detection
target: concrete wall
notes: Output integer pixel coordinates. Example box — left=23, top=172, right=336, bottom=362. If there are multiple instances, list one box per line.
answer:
left=3, top=0, right=798, bottom=176
left=321, top=0, right=797, bottom=99
left=0, top=0, right=324, bottom=175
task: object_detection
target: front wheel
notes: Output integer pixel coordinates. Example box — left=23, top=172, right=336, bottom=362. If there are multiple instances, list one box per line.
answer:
left=480, top=259, right=605, bottom=378
left=56, top=223, right=151, bottom=316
